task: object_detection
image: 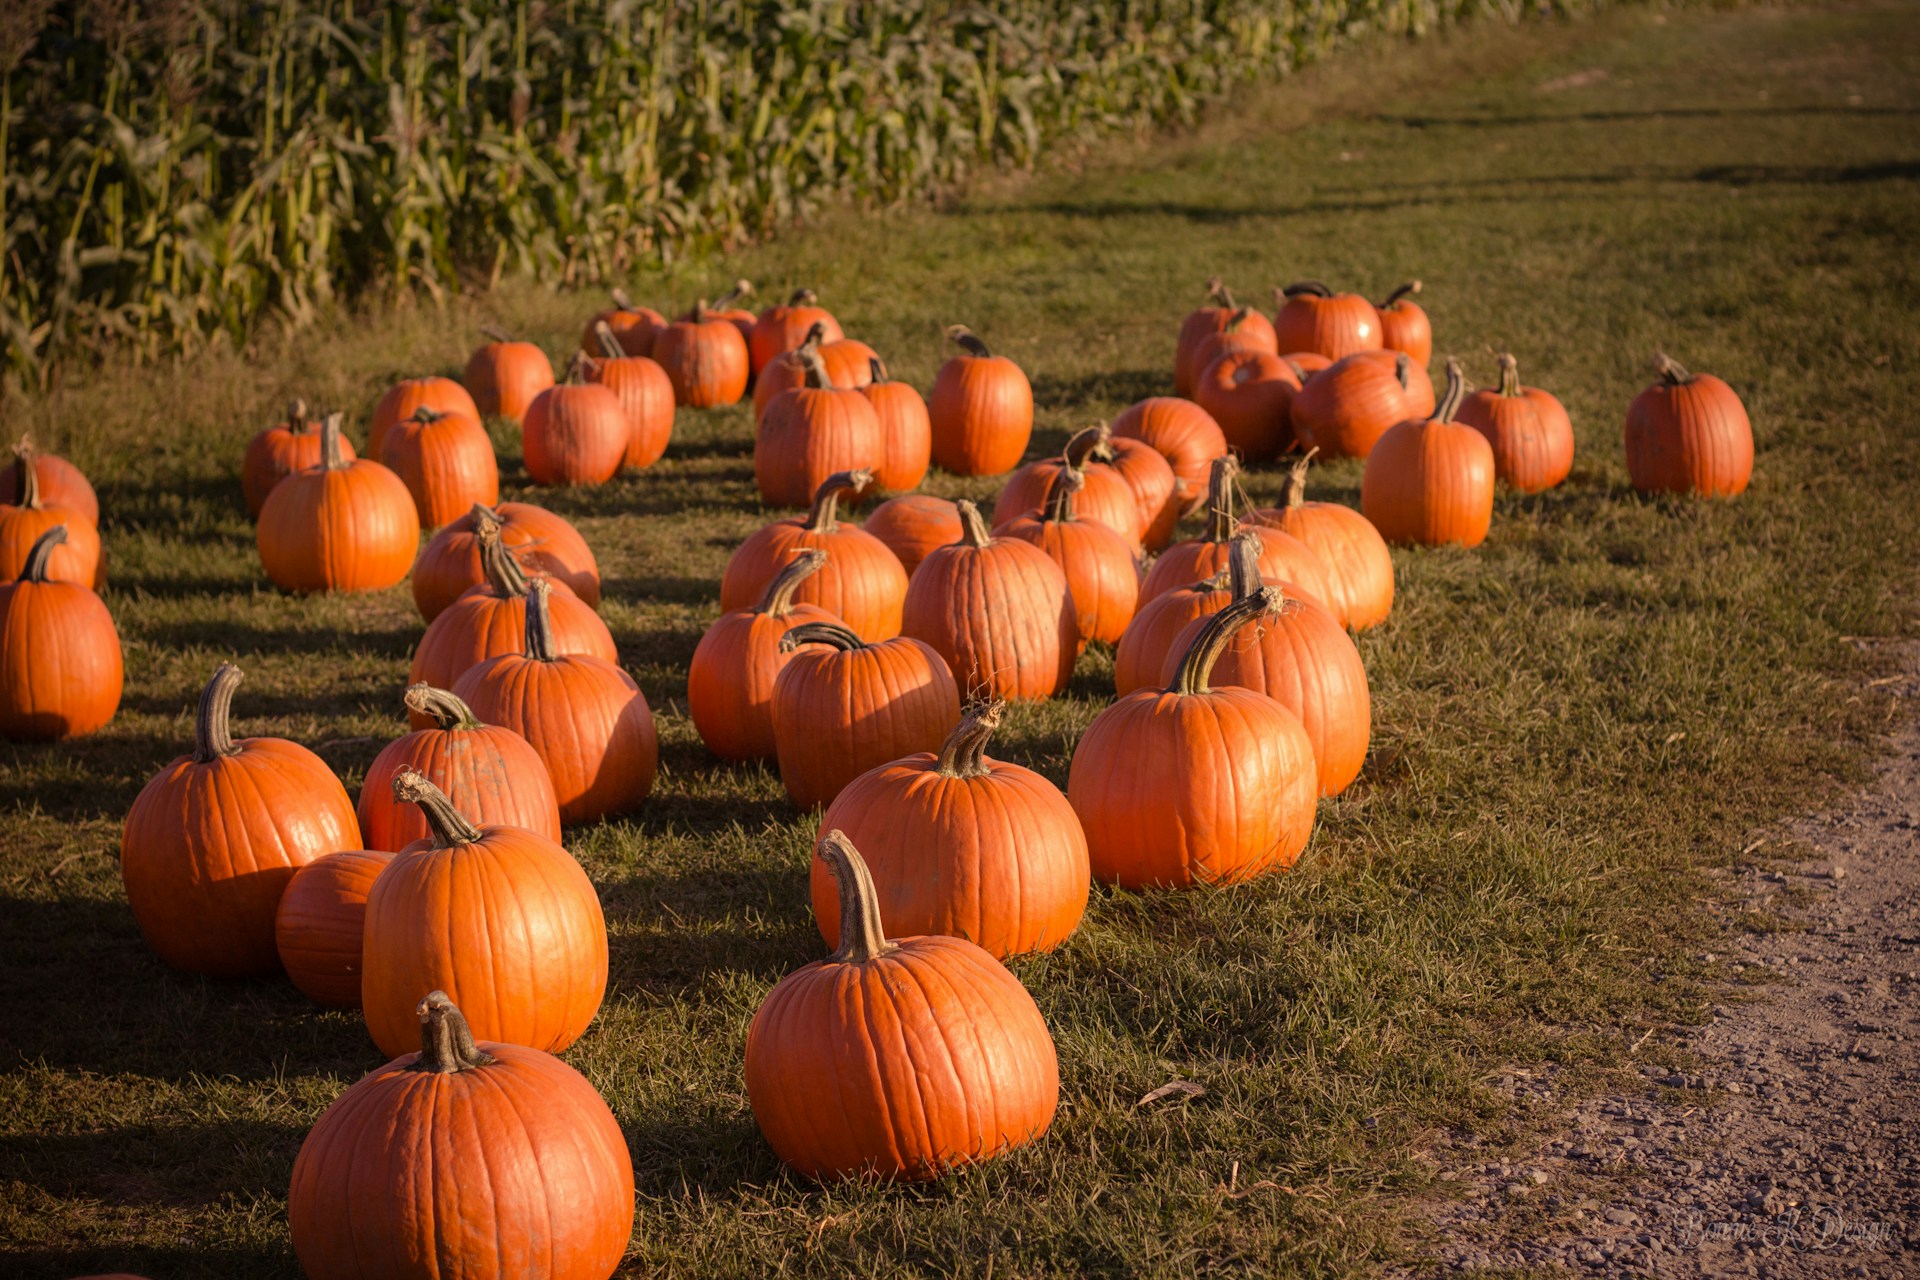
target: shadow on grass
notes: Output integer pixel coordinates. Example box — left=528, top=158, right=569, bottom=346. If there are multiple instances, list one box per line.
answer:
left=127, top=619, right=418, bottom=662
left=1030, top=367, right=1167, bottom=412
left=6, top=1243, right=295, bottom=1280
left=602, top=862, right=815, bottom=997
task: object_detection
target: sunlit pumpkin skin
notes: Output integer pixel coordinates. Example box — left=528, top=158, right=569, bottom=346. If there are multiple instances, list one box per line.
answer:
left=1068, top=590, right=1317, bottom=888
left=1100, top=434, right=1183, bottom=552
left=1139, top=456, right=1334, bottom=612
left=991, top=423, right=1143, bottom=549
left=1361, top=359, right=1497, bottom=548
left=755, top=351, right=884, bottom=509
left=1291, top=349, right=1435, bottom=461
left=1194, top=350, right=1303, bottom=463
left=243, top=401, right=358, bottom=518
left=521, top=366, right=628, bottom=487
left=1174, top=279, right=1279, bottom=397
left=653, top=299, right=751, bottom=408
left=258, top=414, right=419, bottom=593
left=750, top=288, right=845, bottom=377
left=1160, top=537, right=1370, bottom=797
left=1456, top=352, right=1574, bottom=494
left=747, top=831, right=1059, bottom=1180
left=1375, top=281, right=1433, bottom=367
left=381, top=405, right=500, bottom=529
left=0, top=526, right=122, bottom=741
left=1112, top=564, right=1231, bottom=697
left=584, top=322, right=675, bottom=470
left=582, top=288, right=668, bottom=357
left=1, top=434, right=98, bottom=526
left=1110, top=396, right=1228, bottom=515
left=863, top=494, right=963, bottom=578
left=1245, top=452, right=1394, bottom=631
left=360, top=684, right=563, bottom=851
left=0, top=440, right=102, bottom=588
left=814, top=702, right=1087, bottom=959
left=752, top=323, right=877, bottom=418
left=721, top=471, right=907, bottom=641
left=411, top=502, right=601, bottom=622
left=772, top=623, right=960, bottom=810
left=121, top=664, right=362, bottom=976
left=368, top=376, right=482, bottom=462
left=453, top=582, right=657, bottom=825
left=690, top=549, right=839, bottom=761
left=293, top=992, right=634, bottom=1280
left=463, top=329, right=555, bottom=423
left=273, top=849, right=395, bottom=1009
left=1624, top=353, right=1753, bottom=498
left=901, top=500, right=1076, bottom=701
left=361, top=773, right=608, bottom=1057
left=995, top=470, right=1140, bottom=650
left=1272, top=280, right=1381, bottom=361
left=863, top=358, right=931, bottom=494
left=928, top=326, right=1033, bottom=477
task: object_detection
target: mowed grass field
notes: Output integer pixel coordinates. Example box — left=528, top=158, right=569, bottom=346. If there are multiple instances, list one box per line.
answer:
left=5, top=4, right=1920, bottom=1276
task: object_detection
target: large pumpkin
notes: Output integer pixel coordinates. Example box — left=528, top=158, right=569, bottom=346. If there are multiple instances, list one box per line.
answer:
left=1068, top=589, right=1318, bottom=887
left=243, top=399, right=357, bottom=518
left=581, top=287, right=667, bottom=357
left=862, top=494, right=963, bottom=578
left=1174, top=279, right=1278, bottom=397
left=0, top=525, right=122, bottom=741
left=1111, top=557, right=1231, bottom=696
left=257, top=413, right=419, bottom=593
left=121, top=664, right=361, bottom=976
left=1362, top=359, right=1496, bottom=547
left=1291, top=349, right=1435, bottom=460
left=928, top=326, right=1033, bottom=477
left=1375, top=281, right=1433, bottom=366
left=1193, top=350, right=1304, bottom=463
left=752, top=322, right=877, bottom=419
left=755, top=350, right=884, bottom=508
left=584, top=322, right=676, bottom=471
left=369, top=376, right=481, bottom=461
left=746, top=830, right=1059, bottom=1180
left=291, top=991, right=634, bottom=1280
left=814, top=702, right=1089, bottom=959
left=521, top=361, right=629, bottom=487
left=1272, top=280, right=1381, bottom=360
left=901, top=499, right=1076, bottom=701
left=862, top=358, right=931, bottom=494
left=1110, top=397, right=1227, bottom=515
left=1099, top=434, right=1183, bottom=552
left=381, top=404, right=500, bottom=529
left=273, top=849, right=395, bottom=1009
left=0, top=439, right=102, bottom=588
left=1138, top=455, right=1334, bottom=612
left=411, top=502, right=601, bottom=622
left=1245, top=452, right=1394, bottom=631
left=463, top=327, right=554, bottom=423
left=720, top=470, right=907, bottom=642
left=750, top=288, right=844, bottom=376
left=689, top=549, right=838, bottom=761
left=990, top=423, right=1143, bottom=549
left=1623, top=352, right=1753, bottom=498
left=654, top=299, right=752, bottom=409
left=360, top=684, right=563, bottom=850
left=1456, top=352, right=1574, bottom=494
left=2, top=433, right=98, bottom=526
left=995, top=470, right=1140, bottom=650
left=361, top=771, right=608, bottom=1057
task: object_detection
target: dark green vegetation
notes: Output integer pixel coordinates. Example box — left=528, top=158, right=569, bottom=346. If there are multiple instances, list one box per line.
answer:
left=5, top=3, right=1920, bottom=1276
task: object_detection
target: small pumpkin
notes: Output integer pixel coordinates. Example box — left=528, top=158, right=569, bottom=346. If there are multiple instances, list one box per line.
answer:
left=750, top=287, right=845, bottom=377
left=1245, top=451, right=1394, bottom=631
left=755, top=349, right=884, bottom=508
left=369, top=376, right=482, bottom=461
left=653, top=298, right=751, bottom=408
left=1112, top=560, right=1231, bottom=697
left=1290, top=349, right=1435, bottom=460
left=1193, top=350, right=1304, bottom=463
left=582, top=287, right=667, bottom=357
left=1361, top=359, right=1497, bottom=547
left=1375, top=280, right=1433, bottom=366
left=1100, top=433, right=1183, bottom=552
left=462, top=327, right=555, bottom=423
left=1138, top=455, right=1334, bottom=611
left=0, top=439, right=102, bottom=588
left=721, top=470, right=907, bottom=642
left=990, top=423, right=1143, bottom=549
left=689, top=549, right=839, bottom=761
left=1, top=433, right=98, bottom=526
left=121, top=664, right=362, bottom=976
left=862, top=494, right=963, bottom=577
left=360, top=683, right=563, bottom=850
left=521, top=356, right=629, bottom=487
left=995, top=470, right=1140, bottom=650
left=1174, top=278, right=1278, bottom=397
left=243, top=400, right=357, bottom=518
left=1456, top=352, right=1574, bottom=494
left=1624, top=352, right=1753, bottom=498
left=585, top=322, right=676, bottom=471
left=382, top=404, right=501, bottom=529
left=1110, top=396, right=1228, bottom=515
left=291, top=991, right=634, bottom=1280
left=928, top=325, right=1033, bottom=477
left=1184, top=307, right=1281, bottom=393
left=273, top=849, right=396, bottom=1009
left=1272, top=280, right=1381, bottom=360
left=1068, top=589, right=1318, bottom=888
left=0, top=526, right=122, bottom=741
left=411, top=502, right=601, bottom=622
left=862, top=357, right=931, bottom=494
left=746, top=830, right=1059, bottom=1180
left=257, top=413, right=419, bottom=593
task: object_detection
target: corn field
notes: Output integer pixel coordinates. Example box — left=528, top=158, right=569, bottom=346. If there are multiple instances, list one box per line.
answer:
left=0, top=0, right=1553, bottom=386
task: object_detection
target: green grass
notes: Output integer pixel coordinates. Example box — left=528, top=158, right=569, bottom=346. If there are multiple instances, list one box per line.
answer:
left=5, top=3, right=1920, bottom=1276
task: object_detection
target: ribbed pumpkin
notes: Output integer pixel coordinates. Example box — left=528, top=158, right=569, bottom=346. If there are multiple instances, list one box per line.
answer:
left=582, top=287, right=667, bottom=357
left=750, top=288, right=844, bottom=376
left=755, top=350, right=884, bottom=508
left=1624, top=353, right=1753, bottom=498
left=746, top=830, right=1059, bottom=1180
left=1112, top=559, right=1231, bottom=696
left=369, top=376, right=481, bottom=461
left=0, top=440, right=102, bottom=587
left=521, top=358, right=629, bottom=487
left=585, top=322, right=676, bottom=471
left=1291, top=349, right=1435, bottom=460
left=990, top=423, right=1143, bottom=548
left=121, top=664, right=362, bottom=976
left=1110, top=396, right=1228, bottom=514
left=928, top=326, right=1033, bottom=477
left=273, top=850, right=395, bottom=1008
left=995, top=470, right=1140, bottom=650
left=257, top=414, right=419, bottom=593
left=381, top=404, right=500, bottom=529
left=360, top=684, right=563, bottom=850
left=772, top=623, right=960, bottom=809
left=454, top=582, right=657, bottom=824
left=720, top=471, right=907, bottom=642
left=1139, top=456, right=1334, bottom=611
left=243, top=400, right=358, bottom=518
left=0, top=526, right=122, bottom=741
left=1174, top=279, right=1278, bottom=397
left=1160, top=538, right=1370, bottom=797
left=1185, top=307, right=1281, bottom=393
left=901, top=500, right=1076, bottom=701
left=689, top=549, right=838, bottom=761
left=291, top=991, right=633, bottom=1280
left=1, top=433, right=98, bottom=526
left=1456, top=352, right=1574, bottom=494
left=1068, top=590, right=1317, bottom=888
left=751, top=322, right=878, bottom=418
left=463, top=327, right=554, bottom=423
left=1194, top=350, right=1304, bottom=463
left=1100, top=434, right=1183, bottom=552
left=863, top=358, right=931, bottom=493
left=411, top=502, right=601, bottom=621
left=1361, top=359, right=1497, bottom=548
left=815, top=701, right=1088, bottom=959
left=653, top=299, right=751, bottom=408
left=863, top=494, right=963, bottom=577
left=1375, top=281, right=1433, bottom=366
left=1272, top=280, right=1381, bottom=360
left=1246, top=452, right=1394, bottom=631
left=361, top=771, right=608, bottom=1057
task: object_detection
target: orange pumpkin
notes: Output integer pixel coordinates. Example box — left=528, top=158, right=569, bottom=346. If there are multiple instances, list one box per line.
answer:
left=1193, top=350, right=1303, bottom=463
left=755, top=350, right=884, bottom=509
left=121, top=664, right=361, bottom=976
left=1110, top=396, right=1227, bottom=515
left=1068, top=589, right=1317, bottom=888
left=581, top=287, right=667, bottom=357
left=750, top=287, right=844, bottom=376
left=0, top=438, right=102, bottom=588
left=0, top=525, right=122, bottom=741
left=653, top=299, right=751, bottom=408
left=584, top=322, right=675, bottom=471
left=863, top=358, right=931, bottom=494
left=360, top=683, right=563, bottom=850
left=863, top=494, right=963, bottom=577
left=1, top=433, right=98, bottom=526
left=462, top=328, right=554, bottom=423
left=1272, top=280, right=1381, bottom=360
left=1112, top=559, right=1231, bottom=697
left=746, top=830, right=1059, bottom=1180
left=1375, top=281, right=1432, bottom=366
left=1287, top=352, right=1334, bottom=381
left=1184, top=307, right=1281, bottom=392
left=995, top=470, right=1140, bottom=650
left=721, top=470, right=907, bottom=642
left=243, top=400, right=359, bottom=518
left=1100, top=434, right=1183, bottom=552
left=991, top=423, right=1143, bottom=548
left=690, top=549, right=840, bottom=761
left=1245, top=452, right=1394, bottom=631
left=411, top=502, right=601, bottom=621
left=257, top=414, right=418, bottom=593
left=1174, top=278, right=1278, bottom=397
left=1624, top=352, right=1753, bottom=498
left=381, top=404, right=500, bottom=529
left=928, top=326, right=1033, bottom=477
left=1456, top=352, right=1574, bottom=494
left=684, top=278, right=758, bottom=349
left=1361, top=359, right=1497, bottom=547
left=814, top=701, right=1087, bottom=959
left=751, top=322, right=877, bottom=418
left=1138, top=455, right=1334, bottom=611
left=521, top=359, right=629, bottom=487
left=369, top=376, right=481, bottom=461
left=1291, top=349, right=1435, bottom=460
left=273, top=849, right=395, bottom=1008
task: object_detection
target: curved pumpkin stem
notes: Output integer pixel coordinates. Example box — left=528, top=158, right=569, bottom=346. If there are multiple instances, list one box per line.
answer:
left=933, top=701, right=1005, bottom=780
left=610, top=288, right=637, bottom=311
left=715, top=278, right=754, bottom=309
left=592, top=320, right=627, bottom=360
left=954, top=498, right=992, bottom=548
left=1042, top=466, right=1084, bottom=524
left=1281, top=280, right=1333, bottom=299
left=1168, top=587, right=1284, bottom=696
left=1062, top=423, right=1110, bottom=473
left=409, top=990, right=497, bottom=1074
left=818, top=829, right=898, bottom=964
left=1378, top=280, right=1422, bottom=309
left=17, top=524, right=67, bottom=582
left=1495, top=353, right=1522, bottom=398
left=1202, top=454, right=1242, bottom=544
left=1435, top=358, right=1468, bottom=424
left=1226, top=531, right=1266, bottom=600
left=798, top=345, right=832, bottom=390
left=391, top=767, right=485, bottom=847
left=1204, top=276, right=1233, bottom=308
left=194, top=663, right=244, bottom=762
left=10, top=439, right=39, bottom=509
left=1652, top=352, right=1694, bottom=385
left=403, top=683, right=483, bottom=732
left=786, top=287, right=818, bottom=307
left=945, top=325, right=992, bottom=360
left=523, top=580, right=559, bottom=662
left=476, top=515, right=531, bottom=599
left=317, top=413, right=350, bottom=470
left=803, top=470, right=869, bottom=534
left=756, top=548, right=828, bottom=617
left=480, top=324, right=514, bottom=343
left=1282, top=448, right=1320, bottom=511
left=779, top=620, right=867, bottom=654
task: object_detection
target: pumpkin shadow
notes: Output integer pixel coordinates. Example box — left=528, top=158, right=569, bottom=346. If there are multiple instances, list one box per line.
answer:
left=602, top=574, right=719, bottom=610
left=1028, top=366, right=1167, bottom=413
left=128, top=619, right=419, bottom=661
left=0, top=1115, right=305, bottom=1209
left=4, top=1241, right=295, bottom=1280
left=623, top=1109, right=778, bottom=1197
left=599, top=861, right=816, bottom=999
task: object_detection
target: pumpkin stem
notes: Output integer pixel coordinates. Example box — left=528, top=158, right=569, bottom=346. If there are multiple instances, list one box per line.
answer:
left=715, top=278, right=754, bottom=309
left=1393, top=353, right=1413, bottom=393
left=403, top=683, right=483, bottom=732
left=779, top=621, right=867, bottom=655
left=1281, top=280, right=1333, bottom=299
left=1226, top=531, right=1268, bottom=600
left=286, top=400, right=308, bottom=427
left=945, top=324, right=992, bottom=360
left=480, top=324, right=514, bottom=343
left=391, top=767, right=485, bottom=847
left=409, top=405, right=449, bottom=426
left=1169, top=587, right=1285, bottom=696
left=1495, top=352, right=1522, bottom=398
left=523, top=579, right=560, bottom=662
left=933, top=701, right=1005, bottom=779
left=1062, top=423, right=1110, bottom=472
left=475, top=515, right=531, bottom=598
left=17, top=524, right=67, bottom=582
left=1652, top=351, right=1694, bottom=385
left=11, top=439, right=39, bottom=509
left=1224, top=305, right=1254, bottom=333
left=592, top=320, right=627, bottom=360
left=1378, top=280, right=1422, bottom=309
left=409, top=991, right=497, bottom=1074
left=1435, top=358, right=1469, bottom=423
left=1282, top=448, right=1319, bottom=510
left=818, top=829, right=898, bottom=963
left=610, top=288, right=636, bottom=311
left=690, top=298, right=711, bottom=323
left=1203, top=454, right=1241, bottom=544
left=318, top=413, right=349, bottom=470
left=954, top=498, right=992, bottom=548
left=786, top=287, right=818, bottom=307
left=798, top=345, right=832, bottom=390
left=802, top=470, right=869, bottom=533
left=563, top=351, right=593, bottom=385
left=1204, top=276, right=1234, bottom=308
left=757, top=548, right=828, bottom=617
left=193, top=663, right=244, bottom=762
left=1042, top=466, right=1084, bottom=523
